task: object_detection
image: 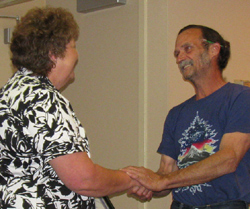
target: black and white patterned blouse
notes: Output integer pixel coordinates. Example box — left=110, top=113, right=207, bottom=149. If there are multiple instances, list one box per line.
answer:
left=0, top=69, right=95, bottom=208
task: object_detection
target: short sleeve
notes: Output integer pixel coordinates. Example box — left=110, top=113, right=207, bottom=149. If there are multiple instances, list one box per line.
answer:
left=225, top=89, right=250, bottom=134
left=23, top=88, right=88, bottom=164
left=157, top=109, right=178, bottom=160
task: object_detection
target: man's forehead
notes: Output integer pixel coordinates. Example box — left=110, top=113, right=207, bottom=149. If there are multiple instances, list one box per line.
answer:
left=175, top=28, right=202, bottom=46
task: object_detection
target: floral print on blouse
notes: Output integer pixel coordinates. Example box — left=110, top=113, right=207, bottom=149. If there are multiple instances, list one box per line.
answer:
left=0, top=69, right=95, bottom=208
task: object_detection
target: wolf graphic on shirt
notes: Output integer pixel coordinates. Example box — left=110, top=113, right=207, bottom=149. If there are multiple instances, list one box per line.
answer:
left=175, top=112, right=219, bottom=195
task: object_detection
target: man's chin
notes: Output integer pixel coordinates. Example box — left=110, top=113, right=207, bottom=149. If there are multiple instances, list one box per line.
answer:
left=182, top=73, right=193, bottom=82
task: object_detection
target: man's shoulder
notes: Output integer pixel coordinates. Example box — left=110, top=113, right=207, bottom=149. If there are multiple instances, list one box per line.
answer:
left=223, top=82, right=250, bottom=98
left=224, top=82, right=250, bottom=91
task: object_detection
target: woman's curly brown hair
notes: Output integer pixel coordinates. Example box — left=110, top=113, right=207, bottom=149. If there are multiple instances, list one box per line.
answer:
left=10, top=7, right=79, bottom=76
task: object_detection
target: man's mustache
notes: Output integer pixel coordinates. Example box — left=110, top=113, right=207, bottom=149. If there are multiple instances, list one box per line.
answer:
left=179, top=60, right=194, bottom=70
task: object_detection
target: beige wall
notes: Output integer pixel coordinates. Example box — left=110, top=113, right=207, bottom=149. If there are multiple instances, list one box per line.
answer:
left=1, top=1, right=250, bottom=209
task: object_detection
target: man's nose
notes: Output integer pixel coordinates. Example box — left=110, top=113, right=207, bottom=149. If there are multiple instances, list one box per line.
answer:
left=176, top=51, right=186, bottom=64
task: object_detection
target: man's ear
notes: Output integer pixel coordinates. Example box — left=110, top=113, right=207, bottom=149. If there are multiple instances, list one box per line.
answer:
left=209, top=43, right=221, bottom=58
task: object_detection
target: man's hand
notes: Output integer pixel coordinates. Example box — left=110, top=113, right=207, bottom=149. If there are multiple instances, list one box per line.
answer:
left=122, top=166, right=165, bottom=192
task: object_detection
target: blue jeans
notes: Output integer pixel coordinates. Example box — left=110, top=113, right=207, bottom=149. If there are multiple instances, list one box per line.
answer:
left=171, top=200, right=249, bottom=209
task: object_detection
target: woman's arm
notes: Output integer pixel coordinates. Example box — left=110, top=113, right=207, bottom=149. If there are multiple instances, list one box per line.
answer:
left=49, top=151, right=138, bottom=197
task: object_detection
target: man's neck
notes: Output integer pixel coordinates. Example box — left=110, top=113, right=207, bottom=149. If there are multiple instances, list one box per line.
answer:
left=193, top=74, right=226, bottom=100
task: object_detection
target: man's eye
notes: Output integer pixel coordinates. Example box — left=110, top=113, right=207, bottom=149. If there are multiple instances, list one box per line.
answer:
left=184, top=46, right=192, bottom=53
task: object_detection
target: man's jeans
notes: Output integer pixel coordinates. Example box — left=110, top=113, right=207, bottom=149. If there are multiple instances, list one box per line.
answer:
left=171, top=200, right=249, bottom=209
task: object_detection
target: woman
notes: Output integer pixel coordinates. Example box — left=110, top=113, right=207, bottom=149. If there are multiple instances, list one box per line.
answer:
left=0, top=7, right=150, bottom=208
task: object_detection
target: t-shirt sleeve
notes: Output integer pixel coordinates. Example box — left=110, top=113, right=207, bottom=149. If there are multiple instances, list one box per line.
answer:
left=225, top=89, right=250, bottom=134
left=23, top=89, right=88, bottom=164
left=157, top=109, right=178, bottom=160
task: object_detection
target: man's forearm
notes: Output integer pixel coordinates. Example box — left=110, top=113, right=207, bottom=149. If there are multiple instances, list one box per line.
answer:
left=161, top=148, right=237, bottom=190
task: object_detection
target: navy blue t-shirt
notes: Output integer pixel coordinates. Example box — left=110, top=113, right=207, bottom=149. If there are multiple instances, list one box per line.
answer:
left=158, top=83, right=250, bottom=206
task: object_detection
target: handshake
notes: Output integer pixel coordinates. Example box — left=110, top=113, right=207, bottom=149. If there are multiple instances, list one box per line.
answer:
left=121, top=166, right=168, bottom=201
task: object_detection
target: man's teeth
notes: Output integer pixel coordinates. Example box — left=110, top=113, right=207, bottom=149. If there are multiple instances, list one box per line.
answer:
left=184, top=64, right=191, bottom=69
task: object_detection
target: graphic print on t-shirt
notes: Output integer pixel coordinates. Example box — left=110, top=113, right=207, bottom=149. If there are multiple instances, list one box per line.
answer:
left=175, top=112, right=219, bottom=195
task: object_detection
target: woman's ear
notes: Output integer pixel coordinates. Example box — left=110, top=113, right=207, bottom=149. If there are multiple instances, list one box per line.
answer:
left=50, top=54, right=57, bottom=62
left=49, top=53, right=57, bottom=68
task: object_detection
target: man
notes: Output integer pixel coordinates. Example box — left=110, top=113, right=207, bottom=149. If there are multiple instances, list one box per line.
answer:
left=123, top=25, right=250, bottom=209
